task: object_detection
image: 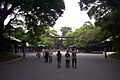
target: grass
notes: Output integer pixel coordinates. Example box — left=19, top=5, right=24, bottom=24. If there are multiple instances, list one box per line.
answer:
left=0, top=52, right=21, bottom=63
left=109, top=52, right=120, bottom=60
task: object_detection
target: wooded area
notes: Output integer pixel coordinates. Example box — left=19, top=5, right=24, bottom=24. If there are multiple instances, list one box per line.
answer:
left=0, top=0, right=120, bottom=53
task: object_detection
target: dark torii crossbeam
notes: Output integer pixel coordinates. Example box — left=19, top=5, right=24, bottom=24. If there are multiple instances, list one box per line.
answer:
left=50, top=36, right=76, bottom=38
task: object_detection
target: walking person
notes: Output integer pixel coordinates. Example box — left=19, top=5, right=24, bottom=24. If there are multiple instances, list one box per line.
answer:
left=37, top=48, right=43, bottom=59
left=71, top=48, right=77, bottom=69
left=37, top=50, right=40, bottom=59
left=65, top=50, right=71, bottom=68
left=56, top=50, right=62, bottom=68
left=44, top=49, right=49, bottom=63
left=48, top=50, right=53, bottom=63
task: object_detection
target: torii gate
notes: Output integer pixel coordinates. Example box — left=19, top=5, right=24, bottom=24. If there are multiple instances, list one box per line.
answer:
left=50, top=36, right=76, bottom=49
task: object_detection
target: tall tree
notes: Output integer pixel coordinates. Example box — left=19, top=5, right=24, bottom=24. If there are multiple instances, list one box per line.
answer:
left=0, top=0, right=65, bottom=52
left=73, top=22, right=95, bottom=48
left=79, top=0, right=120, bottom=51
left=64, top=32, right=75, bottom=48
left=60, top=26, right=72, bottom=36
left=40, top=29, right=58, bottom=48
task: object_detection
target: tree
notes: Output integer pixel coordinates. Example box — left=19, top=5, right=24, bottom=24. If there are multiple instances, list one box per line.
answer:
left=63, top=32, right=75, bottom=48
left=79, top=0, right=120, bottom=51
left=40, top=29, right=58, bottom=48
left=72, top=21, right=103, bottom=52
left=79, top=0, right=120, bottom=20
left=60, top=27, right=72, bottom=36
left=0, top=0, right=65, bottom=52
left=8, top=27, right=26, bottom=40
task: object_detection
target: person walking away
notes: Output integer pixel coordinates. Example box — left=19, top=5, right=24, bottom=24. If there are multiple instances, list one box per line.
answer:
left=37, top=48, right=42, bottom=59
left=72, top=48, right=77, bottom=69
left=65, top=50, right=71, bottom=68
left=44, top=49, right=49, bottom=63
left=37, top=50, right=40, bottom=59
left=56, top=50, right=62, bottom=68
left=49, top=50, right=53, bottom=63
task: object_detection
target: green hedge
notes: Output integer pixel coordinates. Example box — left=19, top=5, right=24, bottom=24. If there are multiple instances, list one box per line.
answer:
left=0, top=52, right=21, bottom=63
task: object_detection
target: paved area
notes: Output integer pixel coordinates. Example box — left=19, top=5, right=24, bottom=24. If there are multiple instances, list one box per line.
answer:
left=0, top=52, right=120, bottom=80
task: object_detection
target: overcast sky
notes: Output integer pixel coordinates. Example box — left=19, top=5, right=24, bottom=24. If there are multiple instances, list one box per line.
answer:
left=53, top=0, right=95, bottom=35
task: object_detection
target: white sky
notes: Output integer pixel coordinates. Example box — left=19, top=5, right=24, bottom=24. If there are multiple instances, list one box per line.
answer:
left=53, top=0, right=95, bottom=35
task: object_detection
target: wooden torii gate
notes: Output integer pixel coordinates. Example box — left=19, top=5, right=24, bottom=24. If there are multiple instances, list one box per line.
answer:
left=50, top=36, right=76, bottom=49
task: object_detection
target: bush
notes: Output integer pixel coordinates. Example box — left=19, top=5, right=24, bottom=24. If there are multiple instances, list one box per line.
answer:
left=0, top=52, right=21, bottom=63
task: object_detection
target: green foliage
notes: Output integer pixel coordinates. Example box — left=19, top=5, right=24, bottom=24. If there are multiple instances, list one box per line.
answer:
left=49, top=29, right=58, bottom=36
left=60, top=27, right=72, bottom=36
left=10, top=27, right=26, bottom=40
left=74, top=22, right=93, bottom=47
left=64, top=32, right=75, bottom=47
left=0, top=0, right=65, bottom=52
left=73, top=21, right=103, bottom=48
left=0, top=0, right=65, bottom=33
left=79, top=0, right=120, bottom=20
left=39, top=28, right=58, bottom=48
left=79, top=0, right=120, bottom=51
left=26, top=26, right=45, bottom=45
left=0, top=52, right=21, bottom=63
left=96, top=10, right=120, bottom=37
left=42, top=37, right=54, bottom=48
left=79, top=0, right=120, bottom=34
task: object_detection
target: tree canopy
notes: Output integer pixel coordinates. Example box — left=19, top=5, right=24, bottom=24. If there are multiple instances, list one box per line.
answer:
left=79, top=0, right=120, bottom=36
left=0, top=0, right=65, bottom=52
left=40, top=28, right=58, bottom=48
left=60, top=26, right=72, bottom=36
left=63, top=31, right=75, bottom=48
left=79, top=0, right=120, bottom=51
left=62, top=21, right=105, bottom=52
left=0, top=0, right=65, bottom=34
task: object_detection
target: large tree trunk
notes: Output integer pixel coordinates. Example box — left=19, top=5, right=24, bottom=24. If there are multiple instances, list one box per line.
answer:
left=0, top=22, right=10, bottom=52
left=0, top=1, right=19, bottom=53
left=0, top=20, right=4, bottom=35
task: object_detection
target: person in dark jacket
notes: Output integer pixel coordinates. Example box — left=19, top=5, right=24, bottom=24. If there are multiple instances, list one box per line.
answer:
left=71, top=48, right=77, bottom=69
left=56, top=50, right=62, bottom=68
left=44, top=49, right=49, bottom=63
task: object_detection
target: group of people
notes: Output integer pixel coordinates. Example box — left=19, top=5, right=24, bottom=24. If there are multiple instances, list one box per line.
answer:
left=38, top=48, right=77, bottom=69
left=57, top=48, right=77, bottom=69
